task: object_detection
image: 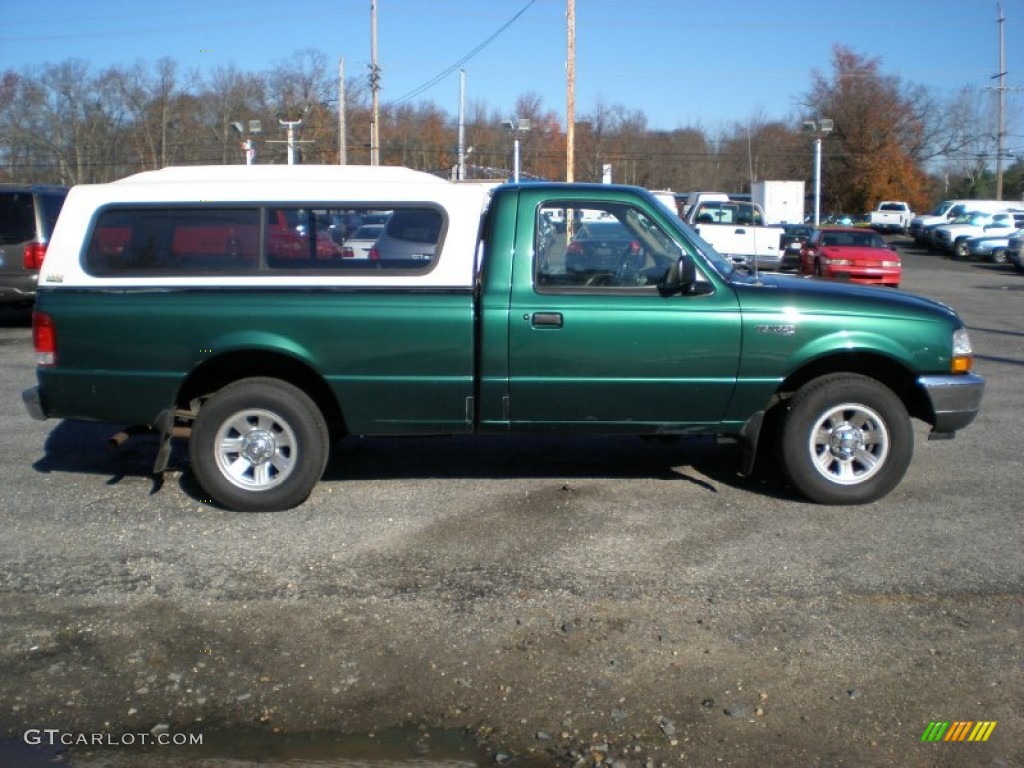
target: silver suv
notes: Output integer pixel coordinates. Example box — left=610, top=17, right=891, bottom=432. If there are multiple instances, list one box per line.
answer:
left=0, top=184, right=68, bottom=308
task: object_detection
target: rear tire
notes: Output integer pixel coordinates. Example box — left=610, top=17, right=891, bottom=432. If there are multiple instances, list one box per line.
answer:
left=190, top=378, right=329, bottom=512
left=953, top=240, right=970, bottom=260
left=780, top=374, right=913, bottom=505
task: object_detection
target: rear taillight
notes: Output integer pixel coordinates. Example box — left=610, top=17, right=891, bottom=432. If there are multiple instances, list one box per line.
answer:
left=24, top=242, right=47, bottom=270
left=629, top=240, right=641, bottom=255
left=368, top=246, right=379, bottom=261
left=32, top=311, right=57, bottom=367
left=566, top=242, right=584, bottom=255
left=341, top=246, right=355, bottom=258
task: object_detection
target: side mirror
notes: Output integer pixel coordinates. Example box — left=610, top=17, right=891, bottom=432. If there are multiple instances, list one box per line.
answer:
left=659, top=255, right=698, bottom=296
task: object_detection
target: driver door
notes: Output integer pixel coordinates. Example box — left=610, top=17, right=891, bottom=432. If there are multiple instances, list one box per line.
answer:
left=507, top=200, right=742, bottom=429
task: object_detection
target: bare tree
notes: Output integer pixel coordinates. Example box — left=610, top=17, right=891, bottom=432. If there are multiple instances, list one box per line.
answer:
left=937, top=86, right=999, bottom=197
left=200, top=65, right=269, bottom=165
left=265, top=49, right=334, bottom=164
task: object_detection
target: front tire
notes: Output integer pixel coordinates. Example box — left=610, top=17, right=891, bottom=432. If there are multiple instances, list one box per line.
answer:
left=780, top=374, right=913, bottom=504
left=190, top=378, right=329, bottom=512
left=990, top=248, right=1008, bottom=265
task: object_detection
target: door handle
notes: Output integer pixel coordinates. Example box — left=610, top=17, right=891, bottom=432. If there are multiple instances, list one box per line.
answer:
left=531, top=312, right=563, bottom=328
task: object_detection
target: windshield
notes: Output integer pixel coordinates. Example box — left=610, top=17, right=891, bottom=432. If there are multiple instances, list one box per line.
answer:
left=678, top=224, right=738, bottom=278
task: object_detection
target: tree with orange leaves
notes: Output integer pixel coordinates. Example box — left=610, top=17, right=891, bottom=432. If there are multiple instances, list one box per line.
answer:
left=803, top=46, right=932, bottom=215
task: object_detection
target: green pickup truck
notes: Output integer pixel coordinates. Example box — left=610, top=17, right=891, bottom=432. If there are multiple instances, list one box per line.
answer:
left=23, top=165, right=983, bottom=512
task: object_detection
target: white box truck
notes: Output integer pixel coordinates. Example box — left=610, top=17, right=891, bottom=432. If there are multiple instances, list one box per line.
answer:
left=751, top=181, right=805, bottom=224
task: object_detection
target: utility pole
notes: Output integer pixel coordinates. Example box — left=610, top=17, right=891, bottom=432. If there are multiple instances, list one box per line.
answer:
left=986, top=4, right=1022, bottom=199
left=338, top=57, right=347, bottom=165
left=457, top=69, right=467, bottom=180
left=369, top=0, right=381, bottom=166
left=995, top=2, right=1006, bottom=200
left=566, top=0, right=575, bottom=182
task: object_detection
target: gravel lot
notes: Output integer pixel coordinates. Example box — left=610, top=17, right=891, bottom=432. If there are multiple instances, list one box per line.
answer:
left=0, top=240, right=1020, bottom=767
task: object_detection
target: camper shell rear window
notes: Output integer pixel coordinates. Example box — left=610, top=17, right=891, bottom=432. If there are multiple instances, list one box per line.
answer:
left=83, top=204, right=445, bottom=276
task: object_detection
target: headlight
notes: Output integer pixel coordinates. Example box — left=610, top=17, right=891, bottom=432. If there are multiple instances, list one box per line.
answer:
left=952, top=328, right=973, bottom=373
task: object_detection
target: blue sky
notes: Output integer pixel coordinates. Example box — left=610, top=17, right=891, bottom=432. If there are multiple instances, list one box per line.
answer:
left=1, top=0, right=1021, bottom=140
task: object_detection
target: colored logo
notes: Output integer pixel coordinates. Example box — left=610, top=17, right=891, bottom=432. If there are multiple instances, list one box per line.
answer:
left=921, top=721, right=997, bottom=742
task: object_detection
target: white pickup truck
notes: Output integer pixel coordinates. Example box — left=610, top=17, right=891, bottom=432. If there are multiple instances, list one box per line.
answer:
left=685, top=199, right=785, bottom=270
left=869, top=201, right=913, bottom=234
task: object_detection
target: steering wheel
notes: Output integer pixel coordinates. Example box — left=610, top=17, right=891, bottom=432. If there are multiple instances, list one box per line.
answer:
left=614, top=250, right=645, bottom=285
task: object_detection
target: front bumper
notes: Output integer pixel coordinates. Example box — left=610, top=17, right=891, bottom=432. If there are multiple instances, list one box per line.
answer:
left=919, top=374, right=985, bottom=434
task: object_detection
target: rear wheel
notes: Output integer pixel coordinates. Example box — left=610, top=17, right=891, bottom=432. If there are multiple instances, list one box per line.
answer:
left=953, top=240, right=971, bottom=260
left=190, top=378, right=329, bottom=512
left=780, top=374, right=913, bottom=505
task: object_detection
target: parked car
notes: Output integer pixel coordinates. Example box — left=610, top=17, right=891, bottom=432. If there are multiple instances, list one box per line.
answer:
left=0, top=184, right=68, bottom=308
left=265, top=208, right=342, bottom=263
left=957, top=229, right=1021, bottom=264
left=799, top=227, right=901, bottom=287
left=823, top=213, right=854, bottom=227
left=779, top=224, right=814, bottom=270
left=685, top=199, right=785, bottom=270
left=360, top=211, right=392, bottom=227
left=909, top=199, right=1013, bottom=245
left=368, top=207, right=443, bottom=264
left=869, top=201, right=913, bottom=233
left=936, top=210, right=1024, bottom=255
left=340, top=223, right=385, bottom=259
left=565, top=220, right=643, bottom=280
left=1008, top=230, right=1024, bottom=273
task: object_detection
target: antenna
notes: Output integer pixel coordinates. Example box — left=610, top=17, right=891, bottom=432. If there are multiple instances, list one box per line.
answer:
left=747, top=125, right=759, bottom=283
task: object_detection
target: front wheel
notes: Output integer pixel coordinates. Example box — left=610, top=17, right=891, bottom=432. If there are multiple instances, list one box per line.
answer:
left=990, top=248, right=1008, bottom=265
left=779, top=374, right=913, bottom=505
left=953, top=240, right=971, bottom=260
left=190, top=378, right=330, bottom=512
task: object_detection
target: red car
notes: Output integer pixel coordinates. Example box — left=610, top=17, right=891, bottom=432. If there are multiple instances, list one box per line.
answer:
left=800, top=227, right=901, bottom=287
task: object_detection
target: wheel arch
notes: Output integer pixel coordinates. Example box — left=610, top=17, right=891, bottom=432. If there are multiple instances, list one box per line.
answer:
left=741, top=351, right=930, bottom=477
left=177, top=350, right=346, bottom=439
left=777, top=351, right=930, bottom=421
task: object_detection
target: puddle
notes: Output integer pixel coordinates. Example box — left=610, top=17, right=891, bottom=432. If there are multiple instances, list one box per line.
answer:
left=0, top=727, right=496, bottom=767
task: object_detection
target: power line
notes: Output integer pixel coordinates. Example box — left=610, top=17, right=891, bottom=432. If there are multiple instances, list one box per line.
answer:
left=392, top=0, right=538, bottom=106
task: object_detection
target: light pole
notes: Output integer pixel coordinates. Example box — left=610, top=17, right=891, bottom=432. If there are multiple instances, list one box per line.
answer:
left=504, top=118, right=531, bottom=183
left=230, top=120, right=262, bottom=165
left=279, top=118, right=303, bottom=165
left=803, top=118, right=833, bottom=226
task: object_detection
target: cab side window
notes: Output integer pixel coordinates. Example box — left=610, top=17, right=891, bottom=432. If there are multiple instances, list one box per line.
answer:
left=534, top=202, right=682, bottom=291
